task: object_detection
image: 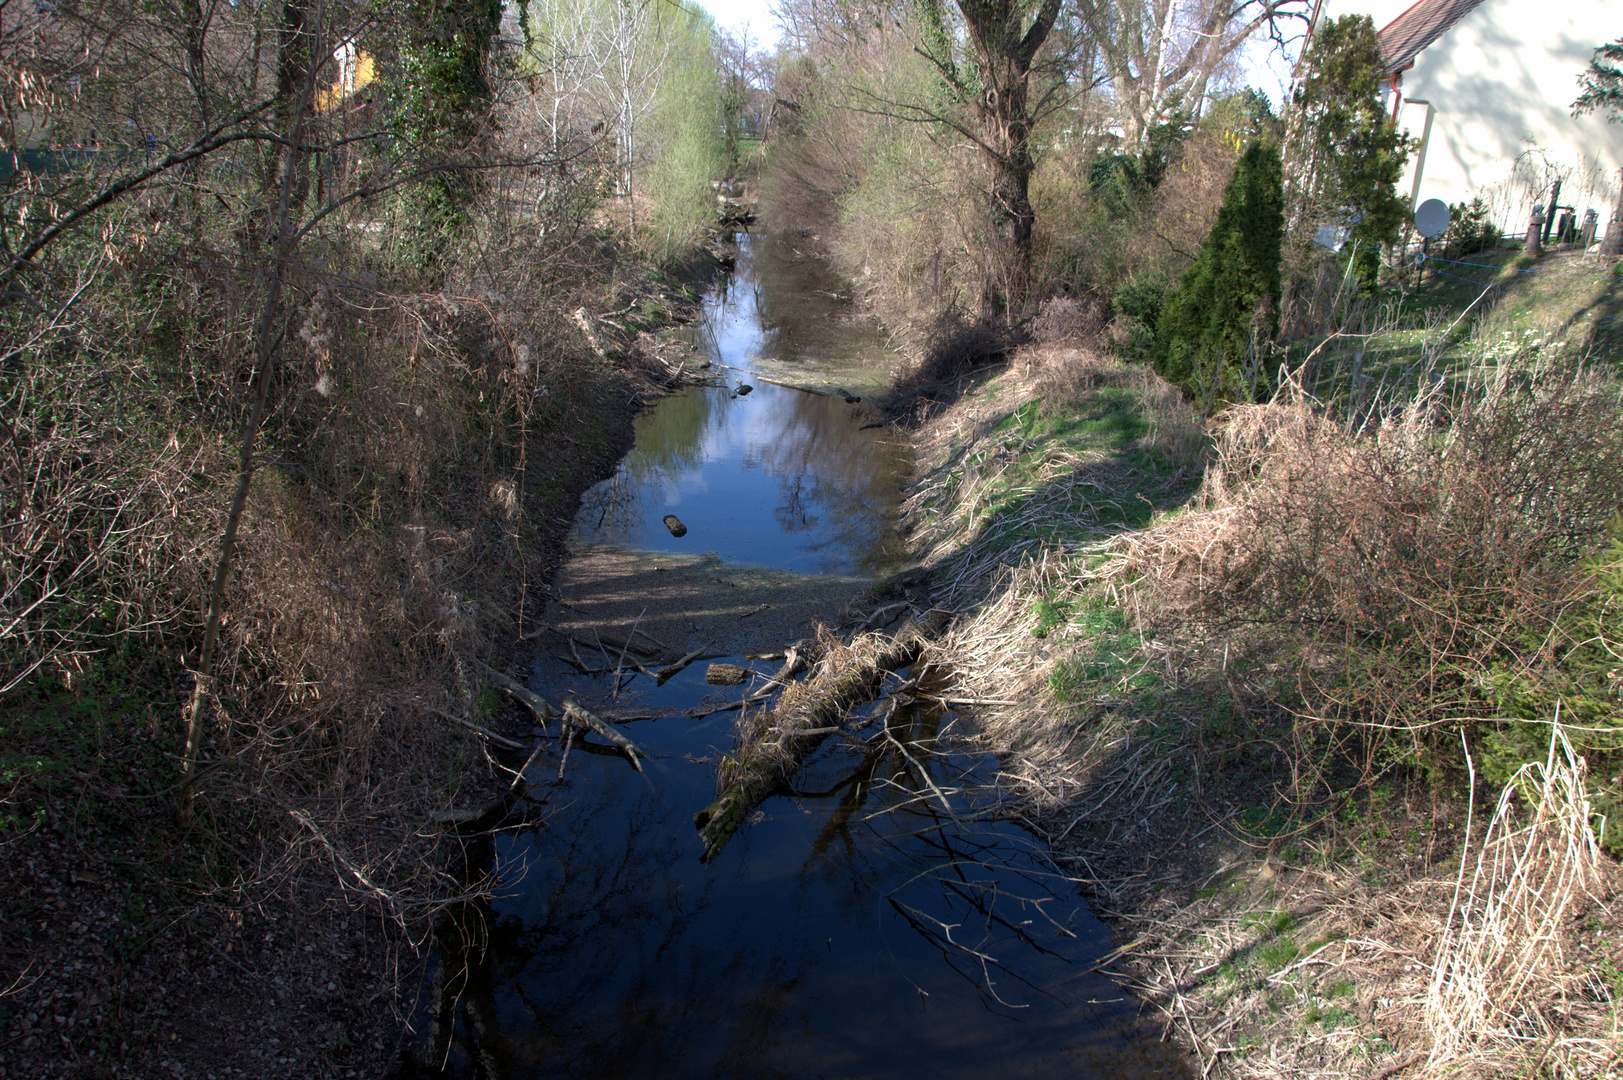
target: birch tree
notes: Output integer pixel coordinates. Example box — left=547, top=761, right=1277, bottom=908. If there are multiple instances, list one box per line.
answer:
left=1078, top=0, right=1309, bottom=148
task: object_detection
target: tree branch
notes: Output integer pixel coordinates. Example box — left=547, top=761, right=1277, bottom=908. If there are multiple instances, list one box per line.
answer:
left=0, top=98, right=276, bottom=290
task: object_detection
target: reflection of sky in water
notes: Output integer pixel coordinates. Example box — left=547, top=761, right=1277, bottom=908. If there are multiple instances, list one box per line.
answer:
left=572, top=236, right=910, bottom=576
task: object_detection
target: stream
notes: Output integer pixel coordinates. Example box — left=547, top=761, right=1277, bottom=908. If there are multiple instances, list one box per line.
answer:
left=421, top=234, right=1190, bottom=1079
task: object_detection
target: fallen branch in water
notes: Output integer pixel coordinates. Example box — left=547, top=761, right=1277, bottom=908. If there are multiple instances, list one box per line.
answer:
left=684, top=644, right=815, bottom=718
left=427, top=707, right=527, bottom=751
left=526, top=624, right=667, bottom=658
left=656, top=639, right=715, bottom=684
left=561, top=699, right=646, bottom=773
left=475, top=660, right=554, bottom=726
left=692, top=611, right=950, bottom=861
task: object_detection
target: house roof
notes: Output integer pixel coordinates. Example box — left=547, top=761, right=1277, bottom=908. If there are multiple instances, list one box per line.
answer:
left=1378, top=0, right=1489, bottom=73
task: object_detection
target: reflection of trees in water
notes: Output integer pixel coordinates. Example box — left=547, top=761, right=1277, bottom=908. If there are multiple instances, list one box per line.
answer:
left=431, top=706, right=1165, bottom=1077
left=773, top=476, right=816, bottom=533
left=577, top=386, right=724, bottom=540
left=794, top=699, right=1091, bottom=1018
left=750, top=234, right=856, bottom=341
left=741, top=390, right=910, bottom=574
left=430, top=768, right=825, bottom=1079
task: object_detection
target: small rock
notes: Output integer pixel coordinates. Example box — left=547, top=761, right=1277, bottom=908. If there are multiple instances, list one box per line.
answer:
left=663, top=514, right=688, bottom=538
left=705, top=664, right=748, bottom=686
left=735, top=384, right=753, bottom=396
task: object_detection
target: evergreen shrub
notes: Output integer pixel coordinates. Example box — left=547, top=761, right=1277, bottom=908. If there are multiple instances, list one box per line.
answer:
left=1155, top=141, right=1284, bottom=411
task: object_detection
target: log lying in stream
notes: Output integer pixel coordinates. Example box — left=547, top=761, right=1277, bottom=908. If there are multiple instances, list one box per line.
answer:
left=691, top=610, right=950, bottom=861
left=561, top=700, right=646, bottom=773
left=475, top=660, right=649, bottom=773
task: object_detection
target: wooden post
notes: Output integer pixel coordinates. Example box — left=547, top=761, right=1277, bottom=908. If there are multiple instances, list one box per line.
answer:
left=1525, top=203, right=1544, bottom=259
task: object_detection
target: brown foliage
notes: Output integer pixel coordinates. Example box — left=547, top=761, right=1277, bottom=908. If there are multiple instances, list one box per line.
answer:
left=883, top=312, right=1015, bottom=421
left=1113, top=369, right=1623, bottom=760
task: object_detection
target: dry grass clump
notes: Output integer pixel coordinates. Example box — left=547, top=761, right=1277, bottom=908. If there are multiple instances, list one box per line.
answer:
left=901, top=351, right=1203, bottom=611
left=1031, top=294, right=1109, bottom=343
left=1110, top=365, right=1623, bottom=770
left=1425, top=723, right=1605, bottom=1075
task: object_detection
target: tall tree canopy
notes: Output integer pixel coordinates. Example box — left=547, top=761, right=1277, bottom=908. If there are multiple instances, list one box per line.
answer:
left=1078, top=0, right=1308, bottom=150
left=1284, top=14, right=1408, bottom=292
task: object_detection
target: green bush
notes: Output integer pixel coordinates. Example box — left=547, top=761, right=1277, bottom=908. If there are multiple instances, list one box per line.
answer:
left=1440, top=196, right=1501, bottom=259
left=1156, top=140, right=1284, bottom=410
left=1112, top=276, right=1169, bottom=327
left=1482, top=518, right=1623, bottom=852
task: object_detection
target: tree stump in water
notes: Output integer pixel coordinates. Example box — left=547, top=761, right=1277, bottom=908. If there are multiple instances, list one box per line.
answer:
left=663, top=514, right=687, bottom=537
left=706, top=663, right=749, bottom=685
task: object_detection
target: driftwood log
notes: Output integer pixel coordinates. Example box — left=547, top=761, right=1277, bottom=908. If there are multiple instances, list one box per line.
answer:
left=656, top=639, right=715, bottom=684
left=476, top=660, right=648, bottom=773
left=561, top=699, right=647, bottom=773
left=692, top=611, right=949, bottom=861
left=706, top=663, right=749, bottom=685
left=476, top=660, right=555, bottom=724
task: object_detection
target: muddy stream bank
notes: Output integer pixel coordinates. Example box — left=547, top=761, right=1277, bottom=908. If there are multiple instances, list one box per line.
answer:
left=416, top=235, right=1190, bottom=1079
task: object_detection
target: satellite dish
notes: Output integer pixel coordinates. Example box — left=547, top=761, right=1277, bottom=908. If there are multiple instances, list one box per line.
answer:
left=1414, top=198, right=1450, bottom=239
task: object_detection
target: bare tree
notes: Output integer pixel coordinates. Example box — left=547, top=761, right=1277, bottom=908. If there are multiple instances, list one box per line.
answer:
left=523, top=0, right=610, bottom=157
left=1078, top=0, right=1309, bottom=149
left=908, top=0, right=1064, bottom=314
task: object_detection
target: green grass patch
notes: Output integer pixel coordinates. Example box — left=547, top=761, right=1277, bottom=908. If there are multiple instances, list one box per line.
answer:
left=1031, top=596, right=1072, bottom=639
left=1256, top=935, right=1300, bottom=972
left=1047, top=593, right=1162, bottom=703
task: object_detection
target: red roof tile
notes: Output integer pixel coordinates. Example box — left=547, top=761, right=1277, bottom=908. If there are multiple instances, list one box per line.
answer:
left=1378, top=0, right=1489, bottom=72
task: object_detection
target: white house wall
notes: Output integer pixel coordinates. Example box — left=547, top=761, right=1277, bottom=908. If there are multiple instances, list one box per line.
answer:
left=1329, top=0, right=1623, bottom=236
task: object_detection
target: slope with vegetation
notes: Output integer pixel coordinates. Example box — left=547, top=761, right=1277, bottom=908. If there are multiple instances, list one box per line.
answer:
left=892, top=257, right=1623, bottom=1080
left=0, top=0, right=758, bottom=1073
left=760, top=2, right=1623, bottom=1075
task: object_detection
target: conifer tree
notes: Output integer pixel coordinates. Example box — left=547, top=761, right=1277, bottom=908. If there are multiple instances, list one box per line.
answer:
left=1573, top=36, right=1623, bottom=121
left=1285, top=15, right=1409, bottom=293
left=1156, top=140, right=1285, bottom=412
left=1573, top=36, right=1623, bottom=256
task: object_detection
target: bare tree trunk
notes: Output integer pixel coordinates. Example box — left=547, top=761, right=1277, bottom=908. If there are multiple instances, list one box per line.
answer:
left=956, top=0, right=1062, bottom=317
left=178, top=0, right=324, bottom=825
left=268, top=0, right=314, bottom=209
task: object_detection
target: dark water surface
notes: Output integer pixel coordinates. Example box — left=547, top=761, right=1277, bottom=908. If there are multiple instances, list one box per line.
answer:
left=425, top=235, right=1189, bottom=1079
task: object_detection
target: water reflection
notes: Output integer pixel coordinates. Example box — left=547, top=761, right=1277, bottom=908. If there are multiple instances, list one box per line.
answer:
left=573, top=238, right=912, bottom=575
left=425, top=234, right=1190, bottom=1079
left=432, top=685, right=1189, bottom=1079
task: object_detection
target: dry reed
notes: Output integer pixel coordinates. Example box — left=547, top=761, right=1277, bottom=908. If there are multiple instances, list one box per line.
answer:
left=1425, top=721, right=1603, bottom=1074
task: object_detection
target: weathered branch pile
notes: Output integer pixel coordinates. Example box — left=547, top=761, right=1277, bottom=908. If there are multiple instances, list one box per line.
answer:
left=692, top=610, right=951, bottom=861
